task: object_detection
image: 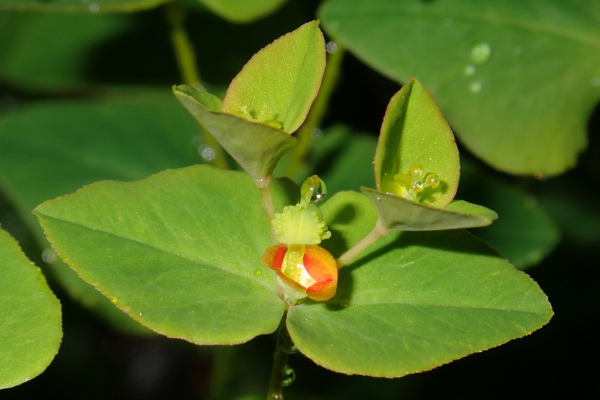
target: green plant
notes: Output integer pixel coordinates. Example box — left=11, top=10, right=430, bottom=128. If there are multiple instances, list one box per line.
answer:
left=2, top=1, right=598, bottom=399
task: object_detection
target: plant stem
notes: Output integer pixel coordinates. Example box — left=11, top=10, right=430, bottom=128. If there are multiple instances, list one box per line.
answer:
left=258, top=178, right=278, bottom=244
left=165, top=0, right=229, bottom=170
left=267, top=312, right=291, bottom=400
left=207, top=346, right=238, bottom=400
left=284, top=45, right=345, bottom=178
left=336, top=219, right=390, bottom=268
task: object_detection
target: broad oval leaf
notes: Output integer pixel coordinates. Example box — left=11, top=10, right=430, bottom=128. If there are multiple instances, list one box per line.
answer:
left=222, top=20, right=326, bottom=134
left=362, top=187, right=497, bottom=231
left=0, top=95, right=202, bottom=334
left=197, top=0, right=288, bottom=23
left=319, top=0, right=600, bottom=176
left=174, top=84, right=297, bottom=181
left=34, top=166, right=294, bottom=345
left=376, top=77, right=460, bottom=208
left=287, top=191, right=552, bottom=377
left=0, top=0, right=169, bottom=12
left=0, top=228, right=62, bottom=389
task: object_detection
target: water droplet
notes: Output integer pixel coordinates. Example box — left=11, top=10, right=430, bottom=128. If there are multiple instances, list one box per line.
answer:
left=89, top=3, right=99, bottom=12
left=339, top=299, right=348, bottom=307
left=311, top=128, right=322, bottom=140
left=464, top=65, right=476, bottom=76
left=42, top=249, right=56, bottom=263
left=593, top=77, right=600, bottom=87
left=301, top=175, right=327, bottom=204
left=470, top=42, right=491, bottom=64
left=111, top=297, right=118, bottom=304
left=270, top=395, right=283, bottom=400
left=281, top=367, right=296, bottom=387
left=254, top=269, right=263, bottom=277
left=469, top=81, right=482, bottom=93
left=534, top=172, right=547, bottom=181
left=139, top=312, right=143, bottom=316
left=198, top=144, right=216, bottom=161
left=326, top=41, right=338, bottom=54
left=376, top=196, right=381, bottom=201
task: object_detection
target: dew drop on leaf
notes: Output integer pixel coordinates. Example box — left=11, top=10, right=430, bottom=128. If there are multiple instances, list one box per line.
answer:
left=339, top=299, right=348, bottom=307
left=198, top=144, right=216, bottom=161
left=470, top=42, right=491, bottom=64
left=326, top=41, right=338, bottom=54
left=42, top=248, right=56, bottom=263
left=464, top=65, right=476, bottom=76
left=311, top=128, right=322, bottom=140
left=254, top=268, right=263, bottom=277
left=89, top=3, right=99, bottom=13
left=470, top=82, right=482, bottom=93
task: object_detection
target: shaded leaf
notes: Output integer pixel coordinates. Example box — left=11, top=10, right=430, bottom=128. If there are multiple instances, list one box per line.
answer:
left=319, top=0, right=600, bottom=175
left=174, top=84, right=297, bottom=181
left=0, top=228, right=61, bottom=389
left=35, top=166, right=295, bottom=344
left=222, top=20, right=326, bottom=134
left=287, top=191, right=552, bottom=377
left=362, top=187, right=496, bottom=231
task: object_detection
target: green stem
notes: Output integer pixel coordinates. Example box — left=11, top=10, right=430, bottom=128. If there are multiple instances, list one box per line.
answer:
left=165, top=0, right=229, bottom=170
left=208, top=346, right=238, bottom=400
left=267, top=312, right=291, bottom=400
left=284, top=45, right=345, bottom=178
left=336, top=219, right=390, bottom=268
left=258, top=177, right=278, bottom=244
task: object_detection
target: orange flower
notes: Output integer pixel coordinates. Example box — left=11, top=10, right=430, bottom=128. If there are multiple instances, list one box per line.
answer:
left=262, top=244, right=337, bottom=301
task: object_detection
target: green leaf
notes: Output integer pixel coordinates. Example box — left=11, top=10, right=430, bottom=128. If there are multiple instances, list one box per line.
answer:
left=361, top=187, right=496, bottom=231
left=174, top=84, right=297, bottom=181
left=319, top=0, right=600, bottom=175
left=197, top=0, right=288, bottom=23
left=0, top=94, right=201, bottom=333
left=0, top=0, right=169, bottom=12
left=287, top=191, right=552, bottom=377
left=0, top=228, right=62, bottom=389
left=459, top=158, right=561, bottom=269
left=222, top=20, right=326, bottom=134
left=34, top=166, right=295, bottom=344
left=375, top=77, right=460, bottom=208
left=0, top=11, right=131, bottom=90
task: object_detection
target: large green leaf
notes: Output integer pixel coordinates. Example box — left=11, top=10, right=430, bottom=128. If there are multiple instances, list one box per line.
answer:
left=288, top=191, right=552, bottom=377
left=222, top=20, right=326, bottom=134
left=34, top=166, right=295, bottom=344
left=319, top=0, right=600, bottom=176
left=0, top=94, right=201, bottom=333
left=0, top=228, right=61, bottom=389
left=375, top=77, right=459, bottom=208
left=197, top=0, right=288, bottom=23
left=0, top=0, right=169, bottom=12
left=174, top=85, right=297, bottom=181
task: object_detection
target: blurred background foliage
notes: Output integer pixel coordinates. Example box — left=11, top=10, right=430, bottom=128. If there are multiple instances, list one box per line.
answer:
left=0, top=0, right=598, bottom=398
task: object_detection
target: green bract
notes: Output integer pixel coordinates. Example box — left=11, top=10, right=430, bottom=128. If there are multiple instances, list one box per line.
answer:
left=0, top=228, right=62, bottom=389
left=174, top=20, right=326, bottom=182
left=366, top=77, right=497, bottom=231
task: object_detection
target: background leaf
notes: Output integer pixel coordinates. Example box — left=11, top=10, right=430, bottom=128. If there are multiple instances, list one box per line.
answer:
left=0, top=228, right=62, bottom=390
left=197, top=0, right=288, bottom=23
left=0, top=94, right=201, bottom=333
left=319, top=0, right=600, bottom=175
left=35, top=166, right=295, bottom=344
left=0, top=0, right=169, bottom=12
left=288, top=191, right=552, bottom=377
left=222, top=20, right=326, bottom=133
left=375, top=77, right=459, bottom=207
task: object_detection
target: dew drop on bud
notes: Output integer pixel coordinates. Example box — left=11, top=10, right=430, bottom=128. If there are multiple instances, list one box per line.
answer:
left=408, top=164, right=425, bottom=181
left=281, top=367, right=296, bottom=387
left=301, top=175, right=327, bottom=204
left=425, top=174, right=440, bottom=188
